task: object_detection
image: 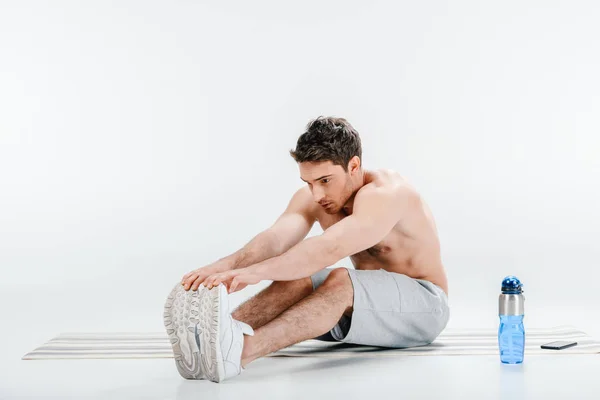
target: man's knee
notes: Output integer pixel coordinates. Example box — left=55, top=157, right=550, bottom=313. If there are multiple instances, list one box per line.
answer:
left=322, top=268, right=351, bottom=287
left=320, top=268, right=354, bottom=315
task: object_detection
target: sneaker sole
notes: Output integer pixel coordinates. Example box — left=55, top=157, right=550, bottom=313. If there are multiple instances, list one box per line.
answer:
left=163, top=283, right=206, bottom=379
left=197, top=284, right=227, bottom=382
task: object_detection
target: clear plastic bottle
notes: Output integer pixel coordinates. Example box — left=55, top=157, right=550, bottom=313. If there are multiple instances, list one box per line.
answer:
left=498, top=275, right=525, bottom=364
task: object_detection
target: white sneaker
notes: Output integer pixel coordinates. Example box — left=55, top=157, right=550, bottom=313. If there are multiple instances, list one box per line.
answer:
left=163, top=282, right=208, bottom=379
left=197, top=284, right=255, bottom=383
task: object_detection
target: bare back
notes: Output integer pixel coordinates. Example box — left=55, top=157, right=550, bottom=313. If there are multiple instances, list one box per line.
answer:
left=309, top=169, right=448, bottom=295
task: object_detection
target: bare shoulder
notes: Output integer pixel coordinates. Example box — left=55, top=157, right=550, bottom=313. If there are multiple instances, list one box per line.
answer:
left=360, top=169, right=420, bottom=199
left=288, top=186, right=320, bottom=218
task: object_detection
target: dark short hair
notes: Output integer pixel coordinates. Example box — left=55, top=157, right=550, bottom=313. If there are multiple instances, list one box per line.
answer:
left=289, top=116, right=362, bottom=172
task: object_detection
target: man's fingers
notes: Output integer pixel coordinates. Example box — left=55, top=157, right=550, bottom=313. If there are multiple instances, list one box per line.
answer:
left=183, top=275, right=197, bottom=290
left=217, top=272, right=235, bottom=289
left=205, top=274, right=226, bottom=289
left=191, top=275, right=207, bottom=291
left=209, top=275, right=223, bottom=289
left=198, top=271, right=237, bottom=290
left=230, top=277, right=239, bottom=293
left=189, top=276, right=199, bottom=290
left=183, top=273, right=197, bottom=286
left=203, top=276, right=215, bottom=289
left=182, top=270, right=199, bottom=282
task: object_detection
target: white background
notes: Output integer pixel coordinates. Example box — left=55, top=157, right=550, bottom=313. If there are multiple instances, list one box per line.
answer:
left=1, top=0, right=599, bottom=344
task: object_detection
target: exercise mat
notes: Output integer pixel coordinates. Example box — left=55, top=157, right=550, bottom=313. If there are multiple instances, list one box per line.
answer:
left=22, top=325, right=600, bottom=360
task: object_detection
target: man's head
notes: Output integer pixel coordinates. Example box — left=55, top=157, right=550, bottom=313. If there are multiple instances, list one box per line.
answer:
left=289, top=116, right=363, bottom=214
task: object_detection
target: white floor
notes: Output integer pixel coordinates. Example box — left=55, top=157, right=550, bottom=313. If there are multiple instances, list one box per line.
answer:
left=3, top=283, right=600, bottom=400
left=4, top=353, right=600, bottom=399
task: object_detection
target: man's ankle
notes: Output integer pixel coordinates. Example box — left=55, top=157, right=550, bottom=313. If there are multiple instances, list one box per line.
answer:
left=240, top=335, right=255, bottom=368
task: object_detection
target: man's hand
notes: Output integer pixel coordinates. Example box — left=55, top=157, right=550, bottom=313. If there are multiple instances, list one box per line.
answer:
left=202, top=268, right=263, bottom=294
left=181, top=261, right=233, bottom=291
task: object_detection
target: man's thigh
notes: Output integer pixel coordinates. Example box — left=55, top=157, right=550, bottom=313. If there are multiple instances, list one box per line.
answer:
left=309, top=267, right=450, bottom=347
left=309, top=267, right=350, bottom=342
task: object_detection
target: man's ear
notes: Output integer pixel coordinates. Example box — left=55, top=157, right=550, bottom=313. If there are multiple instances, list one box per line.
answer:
left=348, top=156, right=361, bottom=174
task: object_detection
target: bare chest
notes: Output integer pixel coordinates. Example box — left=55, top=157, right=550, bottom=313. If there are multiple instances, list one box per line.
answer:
left=317, top=214, right=407, bottom=262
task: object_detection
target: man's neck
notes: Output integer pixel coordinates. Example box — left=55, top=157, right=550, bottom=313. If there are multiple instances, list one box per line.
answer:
left=342, top=193, right=357, bottom=215
left=342, top=168, right=366, bottom=215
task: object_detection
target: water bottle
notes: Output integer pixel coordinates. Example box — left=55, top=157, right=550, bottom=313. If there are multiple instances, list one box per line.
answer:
left=498, top=275, right=525, bottom=364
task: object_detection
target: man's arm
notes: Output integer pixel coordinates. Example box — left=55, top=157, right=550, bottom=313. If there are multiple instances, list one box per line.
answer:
left=251, top=185, right=416, bottom=281
left=223, top=187, right=316, bottom=270
left=182, top=188, right=315, bottom=290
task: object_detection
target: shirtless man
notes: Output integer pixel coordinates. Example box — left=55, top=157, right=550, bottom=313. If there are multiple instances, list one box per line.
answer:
left=164, top=116, right=449, bottom=383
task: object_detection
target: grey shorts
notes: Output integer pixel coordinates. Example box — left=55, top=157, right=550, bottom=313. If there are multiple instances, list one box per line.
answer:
left=310, top=267, right=450, bottom=348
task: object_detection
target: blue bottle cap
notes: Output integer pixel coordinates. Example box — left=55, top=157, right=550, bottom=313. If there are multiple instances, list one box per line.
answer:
left=501, top=275, right=523, bottom=294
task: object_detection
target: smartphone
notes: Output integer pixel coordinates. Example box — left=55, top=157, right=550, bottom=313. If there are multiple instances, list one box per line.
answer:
left=540, top=341, right=578, bottom=350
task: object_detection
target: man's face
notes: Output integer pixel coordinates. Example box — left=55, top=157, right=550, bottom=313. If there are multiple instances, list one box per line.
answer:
left=299, top=161, right=354, bottom=214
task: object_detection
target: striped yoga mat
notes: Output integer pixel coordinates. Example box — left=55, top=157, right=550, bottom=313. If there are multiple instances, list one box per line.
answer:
left=22, top=326, right=599, bottom=360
